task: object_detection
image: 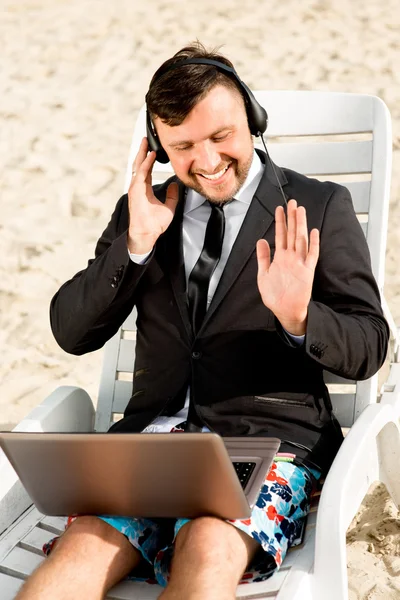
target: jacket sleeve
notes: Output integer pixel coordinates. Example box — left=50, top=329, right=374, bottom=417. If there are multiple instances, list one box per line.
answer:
left=303, top=185, right=389, bottom=380
left=50, top=194, right=153, bottom=355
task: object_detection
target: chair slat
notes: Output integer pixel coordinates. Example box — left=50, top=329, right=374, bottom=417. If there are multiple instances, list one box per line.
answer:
left=117, top=339, right=136, bottom=373
left=265, top=140, right=372, bottom=175
left=343, top=181, right=370, bottom=213
left=0, top=547, right=44, bottom=578
left=324, top=372, right=356, bottom=385
left=39, top=517, right=66, bottom=535
left=330, top=394, right=356, bottom=428
left=21, top=527, right=54, bottom=554
left=113, top=381, right=133, bottom=413
left=96, top=332, right=122, bottom=432
left=122, top=309, right=137, bottom=331
left=0, top=506, right=42, bottom=563
left=254, top=91, right=375, bottom=136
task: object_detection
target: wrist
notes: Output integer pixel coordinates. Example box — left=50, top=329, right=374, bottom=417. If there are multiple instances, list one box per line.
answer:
left=276, top=312, right=308, bottom=336
left=127, top=231, right=155, bottom=255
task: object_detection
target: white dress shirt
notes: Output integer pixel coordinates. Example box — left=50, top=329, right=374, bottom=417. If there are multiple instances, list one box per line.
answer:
left=128, top=151, right=304, bottom=431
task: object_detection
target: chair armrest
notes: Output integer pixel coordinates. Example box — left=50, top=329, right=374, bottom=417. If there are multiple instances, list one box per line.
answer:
left=0, top=386, right=95, bottom=536
left=12, top=385, right=95, bottom=433
left=312, top=402, right=400, bottom=600
left=380, top=362, right=400, bottom=417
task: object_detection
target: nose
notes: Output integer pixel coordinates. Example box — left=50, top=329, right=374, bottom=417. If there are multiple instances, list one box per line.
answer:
left=194, top=140, right=221, bottom=174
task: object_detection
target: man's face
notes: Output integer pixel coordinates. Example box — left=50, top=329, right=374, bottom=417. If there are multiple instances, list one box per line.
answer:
left=154, top=85, right=254, bottom=204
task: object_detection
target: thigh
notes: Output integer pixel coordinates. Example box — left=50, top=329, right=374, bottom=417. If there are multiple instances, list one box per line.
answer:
left=42, top=515, right=142, bottom=592
left=226, top=459, right=319, bottom=583
left=43, top=515, right=175, bottom=582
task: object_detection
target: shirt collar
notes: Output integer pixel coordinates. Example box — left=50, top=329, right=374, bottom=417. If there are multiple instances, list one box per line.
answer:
left=184, top=150, right=264, bottom=215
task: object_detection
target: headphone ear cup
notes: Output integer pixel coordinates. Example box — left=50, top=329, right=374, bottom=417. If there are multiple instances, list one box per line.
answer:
left=239, top=82, right=268, bottom=136
left=146, top=110, right=170, bottom=164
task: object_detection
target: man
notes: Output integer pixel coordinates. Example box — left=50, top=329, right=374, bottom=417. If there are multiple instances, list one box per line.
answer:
left=17, top=42, right=389, bottom=600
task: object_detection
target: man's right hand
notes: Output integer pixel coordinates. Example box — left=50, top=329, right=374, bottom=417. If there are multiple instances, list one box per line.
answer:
left=127, top=137, right=179, bottom=254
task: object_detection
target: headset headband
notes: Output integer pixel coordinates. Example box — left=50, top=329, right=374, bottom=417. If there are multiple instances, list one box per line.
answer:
left=154, top=58, right=238, bottom=81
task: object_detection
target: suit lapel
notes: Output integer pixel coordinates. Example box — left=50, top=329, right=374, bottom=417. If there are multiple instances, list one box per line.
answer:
left=198, top=150, right=288, bottom=334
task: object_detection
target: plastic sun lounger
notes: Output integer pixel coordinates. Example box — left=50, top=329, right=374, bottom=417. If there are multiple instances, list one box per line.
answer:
left=1, top=91, right=399, bottom=600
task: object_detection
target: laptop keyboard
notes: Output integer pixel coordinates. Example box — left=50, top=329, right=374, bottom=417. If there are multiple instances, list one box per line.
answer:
left=232, top=461, right=256, bottom=489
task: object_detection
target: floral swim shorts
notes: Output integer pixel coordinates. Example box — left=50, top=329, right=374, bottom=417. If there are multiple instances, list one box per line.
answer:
left=43, top=455, right=320, bottom=587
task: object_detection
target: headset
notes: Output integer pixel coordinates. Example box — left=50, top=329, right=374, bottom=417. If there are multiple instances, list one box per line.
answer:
left=146, top=57, right=287, bottom=204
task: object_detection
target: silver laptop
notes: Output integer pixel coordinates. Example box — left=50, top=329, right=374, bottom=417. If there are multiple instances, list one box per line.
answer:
left=0, top=432, right=280, bottom=519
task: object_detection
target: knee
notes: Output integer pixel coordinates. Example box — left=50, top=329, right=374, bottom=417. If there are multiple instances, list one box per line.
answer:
left=175, top=517, right=238, bottom=560
left=175, top=516, right=259, bottom=572
left=52, top=516, right=125, bottom=557
left=66, top=515, right=113, bottom=537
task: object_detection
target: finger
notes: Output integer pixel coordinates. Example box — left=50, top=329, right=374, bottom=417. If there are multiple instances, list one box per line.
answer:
left=165, top=182, right=180, bottom=214
left=144, top=151, right=157, bottom=185
left=295, top=205, right=308, bottom=259
left=275, top=205, right=287, bottom=251
left=130, top=158, right=138, bottom=182
left=136, top=150, right=156, bottom=183
left=128, top=150, right=156, bottom=195
left=286, top=199, right=297, bottom=251
left=256, top=239, right=271, bottom=276
left=305, top=228, right=320, bottom=270
left=132, top=137, right=149, bottom=174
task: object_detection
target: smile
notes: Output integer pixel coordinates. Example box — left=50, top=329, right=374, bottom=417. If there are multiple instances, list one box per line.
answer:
left=198, top=163, right=231, bottom=182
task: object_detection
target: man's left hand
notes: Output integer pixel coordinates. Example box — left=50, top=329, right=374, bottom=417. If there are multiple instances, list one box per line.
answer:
left=256, top=199, right=319, bottom=336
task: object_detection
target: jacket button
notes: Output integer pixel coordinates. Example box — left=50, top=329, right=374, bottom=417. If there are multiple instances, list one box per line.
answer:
left=111, top=276, right=119, bottom=288
left=310, top=344, right=324, bottom=359
left=192, top=351, right=202, bottom=360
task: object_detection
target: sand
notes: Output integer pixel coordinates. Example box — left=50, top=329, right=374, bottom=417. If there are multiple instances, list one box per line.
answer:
left=1, top=0, right=399, bottom=597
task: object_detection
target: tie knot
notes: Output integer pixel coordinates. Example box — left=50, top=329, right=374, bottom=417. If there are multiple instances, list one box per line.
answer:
left=207, top=202, right=225, bottom=233
left=207, top=201, right=225, bottom=212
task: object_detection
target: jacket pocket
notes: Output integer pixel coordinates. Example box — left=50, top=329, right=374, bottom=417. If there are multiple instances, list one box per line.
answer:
left=254, top=392, right=314, bottom=408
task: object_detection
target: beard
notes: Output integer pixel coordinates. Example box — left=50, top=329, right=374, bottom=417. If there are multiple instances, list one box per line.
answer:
left=179, top=150, right=254, bottom=205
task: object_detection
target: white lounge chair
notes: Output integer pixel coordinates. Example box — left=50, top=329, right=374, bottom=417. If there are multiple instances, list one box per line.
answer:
left=1, top=91, right=399, bottom=600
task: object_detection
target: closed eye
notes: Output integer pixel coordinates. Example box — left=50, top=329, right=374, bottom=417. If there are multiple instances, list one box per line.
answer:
left=212, top=133, right=230, bottom=142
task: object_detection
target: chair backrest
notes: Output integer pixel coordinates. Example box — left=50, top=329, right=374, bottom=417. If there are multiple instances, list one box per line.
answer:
left=95, top=91, right=392, bottom=432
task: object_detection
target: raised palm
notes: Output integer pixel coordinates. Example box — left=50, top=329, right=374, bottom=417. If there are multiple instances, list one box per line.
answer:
left=256, top=200, right=319, bottom=335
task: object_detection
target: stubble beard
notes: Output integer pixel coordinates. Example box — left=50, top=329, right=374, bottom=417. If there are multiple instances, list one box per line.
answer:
left=180, top=150, right=254, bottom=206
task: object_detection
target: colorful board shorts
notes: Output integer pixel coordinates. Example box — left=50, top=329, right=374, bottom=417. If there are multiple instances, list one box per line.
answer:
left=43, top=423, right=320, bottom=588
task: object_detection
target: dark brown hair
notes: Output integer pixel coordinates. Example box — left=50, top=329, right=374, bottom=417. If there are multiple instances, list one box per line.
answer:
left=146, top=41, right=244, bottom=126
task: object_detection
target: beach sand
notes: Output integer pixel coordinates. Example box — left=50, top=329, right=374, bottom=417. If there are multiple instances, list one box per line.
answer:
left=1, top=0, right=399, bottom=596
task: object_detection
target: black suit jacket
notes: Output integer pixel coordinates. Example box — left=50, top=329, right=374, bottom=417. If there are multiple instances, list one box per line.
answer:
left=50, top=150, right=389, bottom=475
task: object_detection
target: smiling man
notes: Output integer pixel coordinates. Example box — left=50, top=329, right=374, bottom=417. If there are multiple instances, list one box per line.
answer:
left=17, top=42, right=389, bottom=600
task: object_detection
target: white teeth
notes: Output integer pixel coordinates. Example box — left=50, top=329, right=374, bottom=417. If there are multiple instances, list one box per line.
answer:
left=201, top=165, right=229, bottom=180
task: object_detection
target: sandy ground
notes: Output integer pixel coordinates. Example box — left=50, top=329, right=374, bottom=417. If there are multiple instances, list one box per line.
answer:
left=1, top=0, right=399, bottom=597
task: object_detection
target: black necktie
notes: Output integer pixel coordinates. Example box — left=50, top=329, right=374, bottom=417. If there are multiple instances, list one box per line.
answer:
left=187, top=203, right=225, bottom=336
